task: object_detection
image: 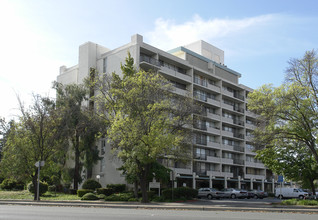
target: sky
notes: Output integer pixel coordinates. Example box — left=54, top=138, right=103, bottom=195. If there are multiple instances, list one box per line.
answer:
left=1, top=0, right=318, bottom=120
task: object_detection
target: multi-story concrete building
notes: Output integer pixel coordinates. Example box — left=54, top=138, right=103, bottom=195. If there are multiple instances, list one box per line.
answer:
left=57, top=34, right=275, bottom=192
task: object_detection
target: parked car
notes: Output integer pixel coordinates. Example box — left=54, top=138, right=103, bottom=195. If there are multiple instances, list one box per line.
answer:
left=198, top=188, right=224, bottom=199
left=247, top=190, right=268, bottom=199
left=275, top=187, right=308, bottom=199
left=221, top=188, right=248, bottom=199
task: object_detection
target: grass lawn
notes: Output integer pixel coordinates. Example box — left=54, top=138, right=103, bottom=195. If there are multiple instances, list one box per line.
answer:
left=0, top=190, right=79, bottom=201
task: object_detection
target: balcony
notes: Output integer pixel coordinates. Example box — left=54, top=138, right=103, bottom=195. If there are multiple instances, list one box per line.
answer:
left=245, top=174, right=266, bottom=180
left=207, top=127, right=221, bottom=135
left=222, top=117, right=233, bottom=124
left=222, top=102, right=234, bottom=111
left=207, top=112, right=221, bottom=121
left=207, top=98, right=221, bottom=107
left=207, top=170, right=222, bottom=177
left=221, top=130, right=234, bottom=138
left=222, top=158, right=233, bottom=164
left=207, top=141, right=221, bottom=149
left=233, top=159, right=244, bottom=165
left=246, top=123, right=256, bottom=130
left=172, top=87, right=189, bottom=96
left=160, top=66, right=192, bottom=82
left=207, top=84, right=221, bottom=93
left=245, top=161, right=265, bottom=168
left=207, top=156, right=221, bottom=163
left=170, top=167, right=192, bottom=175
left=222, top=172, right=234, bottom=178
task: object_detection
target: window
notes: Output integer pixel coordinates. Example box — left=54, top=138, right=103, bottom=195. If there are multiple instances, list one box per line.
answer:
left=103, top=57, right=107, bottom=73
left=101, top=139, right=106, bottom=155
left=194, top=74, right=207, bottom=87
left=100, top=157, right=106, bottom=172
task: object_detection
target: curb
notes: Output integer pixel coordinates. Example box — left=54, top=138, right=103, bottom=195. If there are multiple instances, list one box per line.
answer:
left=1, top=200, right=318, bottom=214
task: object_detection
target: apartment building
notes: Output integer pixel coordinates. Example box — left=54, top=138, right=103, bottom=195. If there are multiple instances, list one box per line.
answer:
left=57, top=34, right=275, bottom=192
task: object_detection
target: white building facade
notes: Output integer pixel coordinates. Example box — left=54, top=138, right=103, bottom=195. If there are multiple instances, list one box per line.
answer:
left=57, top=34, right=276, bottom=191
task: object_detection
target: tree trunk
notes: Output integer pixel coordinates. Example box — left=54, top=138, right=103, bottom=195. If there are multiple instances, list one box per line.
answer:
left=309, top=178, right=316, bottom=197
left=32, top=171, right=38, bottom=201
left=73, top=134, right=80, bottom=190
left=134, top=180, right=138, bottom=198
left=139, top=165, right=150, bottom=203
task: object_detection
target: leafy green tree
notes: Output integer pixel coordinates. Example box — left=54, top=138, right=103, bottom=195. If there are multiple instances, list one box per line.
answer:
left=0, top=95, right=64, bottom=200
left=248, top=50, right=318, bottom=194
left=89, top=54, right=195, bottom=203
left=53, top=82, right=103, bottom=190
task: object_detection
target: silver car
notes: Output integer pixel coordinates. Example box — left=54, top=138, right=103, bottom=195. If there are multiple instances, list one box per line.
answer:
left=198, top=188, right=224, bottom=199
left=221, top=188, right=248, bottom=199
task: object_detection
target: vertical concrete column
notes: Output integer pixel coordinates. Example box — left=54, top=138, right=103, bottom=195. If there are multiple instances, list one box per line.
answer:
left=272, top=178, right=275, bottom=193
left=224, top=177, right=228, bottom=188
left=209, top=174, right=212, bottom=188
left=238, top=176, right=241, bottom=189
left=250, top=178, right=253, bottom=190
left=261, top=179, right=264, bottom=191
left=192, top=172, right=196, bottom=189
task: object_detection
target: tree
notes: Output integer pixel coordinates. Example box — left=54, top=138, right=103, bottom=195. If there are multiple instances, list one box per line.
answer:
left=0, top=95, right=64, bottom=200
left=53, top=82, right=103, bottom=190
left=89, top=54, right=195, bottom=203
left=248, top=50, right=318, bottom=194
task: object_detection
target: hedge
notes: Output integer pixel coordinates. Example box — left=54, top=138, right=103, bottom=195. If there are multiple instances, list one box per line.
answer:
left=81, top=192, right=99, bottom=200
left=82, top=179, right=101, bottom=190
left=27, top=181, right=48, bottom=196
left=96, top=188, right=114, bottom=196
left=77, top=189, right=94, bottom=197
left=106, top=184, right=126, bottom=193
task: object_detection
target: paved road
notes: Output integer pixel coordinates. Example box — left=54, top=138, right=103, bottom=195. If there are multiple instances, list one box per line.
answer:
left=1, top=205, right=318, bottom=220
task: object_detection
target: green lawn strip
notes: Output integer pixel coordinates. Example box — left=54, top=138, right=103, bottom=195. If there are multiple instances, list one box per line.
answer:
left=281, top=198, right=318, bottom=206
left=0, top=190, right=79, bottom=201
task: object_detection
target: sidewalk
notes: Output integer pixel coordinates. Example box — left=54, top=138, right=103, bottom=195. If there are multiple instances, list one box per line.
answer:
left=1, top=199, right=318, bottom=214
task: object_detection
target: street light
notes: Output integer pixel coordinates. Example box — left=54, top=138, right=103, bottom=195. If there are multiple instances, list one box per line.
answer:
left=96, top=175, right=100, bottom=183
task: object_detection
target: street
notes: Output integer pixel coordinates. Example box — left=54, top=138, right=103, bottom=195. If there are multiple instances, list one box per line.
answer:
left=0, top=205, right=317, bottom=220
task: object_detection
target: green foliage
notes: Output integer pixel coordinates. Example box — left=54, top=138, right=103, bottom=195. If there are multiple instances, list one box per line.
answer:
left=96, top=188, right=114, bottom=196
left=162, top=187, right=198, bottom=200
left=248, top=50, right=318, bottom=193
left=82, top=179, right=101, bottom=190
left=106, top=184, right=126, bottom=193
left=27, top=181, right=48, bottom=196
left=97, top=194, right=106, bottom=199
left=48, top=185, right=56, bottom=192
left=281, top=199, right=318, bottom=206
left=53, top=82, right=103, bottom=190
left=77, top=189, right=94, bottom=197
left=88, top=54, right=195, bottom=203
left=104, top=192, right=134, bottom=201
left=0, top=179, right=17, bottom=190
left=81, top=192, right=99, bottom=200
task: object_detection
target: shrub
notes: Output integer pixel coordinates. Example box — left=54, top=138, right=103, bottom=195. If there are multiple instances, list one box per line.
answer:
left=0, top=179, right=17, bottom=190
left=27, top=181, right=49, bottom=196
left=106, top=184, right=126, bottom=193
left=15, top=182, right=25, bottom=190
left=48, top=185, right=56, bottom=192
left=81, top=192, right=99, bottom=200
left=104, top=192, right=134, bottom=201
left=77, top=189, right=94, bottom=197
left=162, top=187, right=197, bottom=200
left=97, top=194, right=106, bottom=199
left=82, top=179, right=101, bottom=190
left=96, top=188, right=114, bottom=196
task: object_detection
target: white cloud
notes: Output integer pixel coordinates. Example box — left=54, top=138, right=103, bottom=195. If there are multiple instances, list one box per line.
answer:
left=145, top=14, right=276, bottom=51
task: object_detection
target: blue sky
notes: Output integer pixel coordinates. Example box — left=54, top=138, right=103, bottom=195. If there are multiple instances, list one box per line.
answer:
left=1, top=0, right=318, bottom=119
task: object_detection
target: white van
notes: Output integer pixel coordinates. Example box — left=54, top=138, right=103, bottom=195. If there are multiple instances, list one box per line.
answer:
left=275, top=187, right=308, bottom=199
